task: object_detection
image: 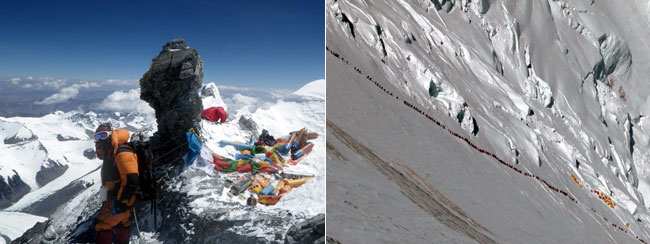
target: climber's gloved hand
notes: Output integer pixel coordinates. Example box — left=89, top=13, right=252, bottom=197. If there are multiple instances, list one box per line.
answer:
left=113, top=200, right=130, bottom=213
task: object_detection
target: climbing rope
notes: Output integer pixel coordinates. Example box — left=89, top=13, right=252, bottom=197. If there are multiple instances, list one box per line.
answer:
left=326, top=46, right=648, bottom=243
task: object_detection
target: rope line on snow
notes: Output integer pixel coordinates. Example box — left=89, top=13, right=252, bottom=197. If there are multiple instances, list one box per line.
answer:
left=326, top=46, right=648, bottom=243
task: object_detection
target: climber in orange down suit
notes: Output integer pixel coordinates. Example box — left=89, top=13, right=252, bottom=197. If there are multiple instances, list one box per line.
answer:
left=93, top=123, right=139, bottom=244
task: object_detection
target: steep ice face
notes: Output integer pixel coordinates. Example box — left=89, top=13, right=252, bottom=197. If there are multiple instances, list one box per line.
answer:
left=327, top=0, right=650, bottom=242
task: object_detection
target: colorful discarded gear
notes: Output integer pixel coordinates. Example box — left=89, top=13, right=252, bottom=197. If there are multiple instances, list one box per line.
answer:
left=217, top=128, right=317, bottom=171
left=214, top=128, right=319, bottom=205
left=219, top=140, right=252, bottom=151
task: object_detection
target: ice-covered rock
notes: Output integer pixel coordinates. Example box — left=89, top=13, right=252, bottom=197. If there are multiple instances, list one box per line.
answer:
left=596, top=34, right=632, bottom=81
left=0, top=173, right=30, bottom=209
left=284, top=213, right=325, bottom=244
left=200, top=82, right=228, bottom=111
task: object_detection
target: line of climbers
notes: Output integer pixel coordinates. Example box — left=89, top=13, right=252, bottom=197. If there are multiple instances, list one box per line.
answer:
left=326, top=46, right=648, bottom=244
left=571, top=174, right=617, bottom=209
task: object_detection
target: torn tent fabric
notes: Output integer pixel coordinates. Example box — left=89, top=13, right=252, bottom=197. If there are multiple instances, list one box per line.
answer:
left=201, top=106, right=227, bottom=123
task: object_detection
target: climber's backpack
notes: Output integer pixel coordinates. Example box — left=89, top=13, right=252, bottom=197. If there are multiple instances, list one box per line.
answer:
left=117, top=141, right=155, bottom=201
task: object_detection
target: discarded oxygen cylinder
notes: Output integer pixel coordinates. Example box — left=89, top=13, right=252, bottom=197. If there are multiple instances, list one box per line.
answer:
left=230, top=174, right=253, bottom=195
left=247, top=195, right=258, bottom=206
left=281, top=171, right=315, bottom=180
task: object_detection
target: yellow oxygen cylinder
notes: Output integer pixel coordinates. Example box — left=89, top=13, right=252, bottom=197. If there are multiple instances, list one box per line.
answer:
left=286, top=177, right=314, bottom=188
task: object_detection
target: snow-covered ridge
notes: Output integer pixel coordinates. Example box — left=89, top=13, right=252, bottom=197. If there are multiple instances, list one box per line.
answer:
left=293, top=79, right=325, bottom=100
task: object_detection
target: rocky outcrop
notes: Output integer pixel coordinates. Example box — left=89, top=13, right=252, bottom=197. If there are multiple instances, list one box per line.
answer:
left=596, top=34, right=632, bottom=80
left=83, top=148, right=96, bottom=160
left=139, top=38, right=204, bottom=166
left=10, top=220, right=55, bottom=244
left=3, top=127, right=37, bottom=144
left=0, top=171, right=30, bottom=209
left=56, top=134, right=80, bottom=141
left=35, top=160, right=69, bottom=187
left=238, top=115, right=260, bottom=139
left=284, top=214, right=325, bottom=244
left=23, top=180, right=85, bottom=217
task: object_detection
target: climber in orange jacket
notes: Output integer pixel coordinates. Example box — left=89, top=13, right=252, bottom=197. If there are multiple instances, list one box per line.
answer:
left=93, top=123, right=139, bottom=244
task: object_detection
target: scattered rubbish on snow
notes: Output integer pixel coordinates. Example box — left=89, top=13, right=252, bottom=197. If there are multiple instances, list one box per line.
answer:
left=184, top=127, right=319, bottom=206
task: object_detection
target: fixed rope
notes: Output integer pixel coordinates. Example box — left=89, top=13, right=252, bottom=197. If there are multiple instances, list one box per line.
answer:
left=326, top=46, right=648, bottom=243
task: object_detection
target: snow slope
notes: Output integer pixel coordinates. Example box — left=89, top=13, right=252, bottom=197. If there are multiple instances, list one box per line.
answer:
left=327, top=0, right=650, bottom=243
left=0, top=211, right=47, bottom=243
left=293, top=79, right=326, bottom=100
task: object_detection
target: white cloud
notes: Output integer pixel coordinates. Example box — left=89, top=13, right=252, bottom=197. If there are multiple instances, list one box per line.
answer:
left=42, top=78, right=67, bottom=89
left=218, top=85, right=251, bottom=91
left=22, top=84, right=33, bottom=88
left=70, top=82, right=100, bottom=89
left=34, top=82, right=100, bottom=105
left=104, top=79, right=138, bottom=86
left=26, top=76, right=33, bottom=80
left=37, top=77, right=54, bottom=81
left=97, top=88, right=154, bottom=114
left=35, top=86, right=80, bottom=105
left=10, top=77, right=20, bottom=85
left=232, top=93, right=260, bottom=106
left=223, top=93, right=275, bottom=114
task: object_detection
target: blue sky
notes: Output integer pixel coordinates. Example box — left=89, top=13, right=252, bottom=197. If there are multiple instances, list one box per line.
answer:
left=0, top=1, right=324, bottom=90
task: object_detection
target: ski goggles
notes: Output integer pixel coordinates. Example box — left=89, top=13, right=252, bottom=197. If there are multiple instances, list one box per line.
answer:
left=94, top=131, right=112, bottom=142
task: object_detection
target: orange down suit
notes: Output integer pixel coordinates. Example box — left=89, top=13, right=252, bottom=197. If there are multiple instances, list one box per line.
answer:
left=95, top=129, right=139, bottom=231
